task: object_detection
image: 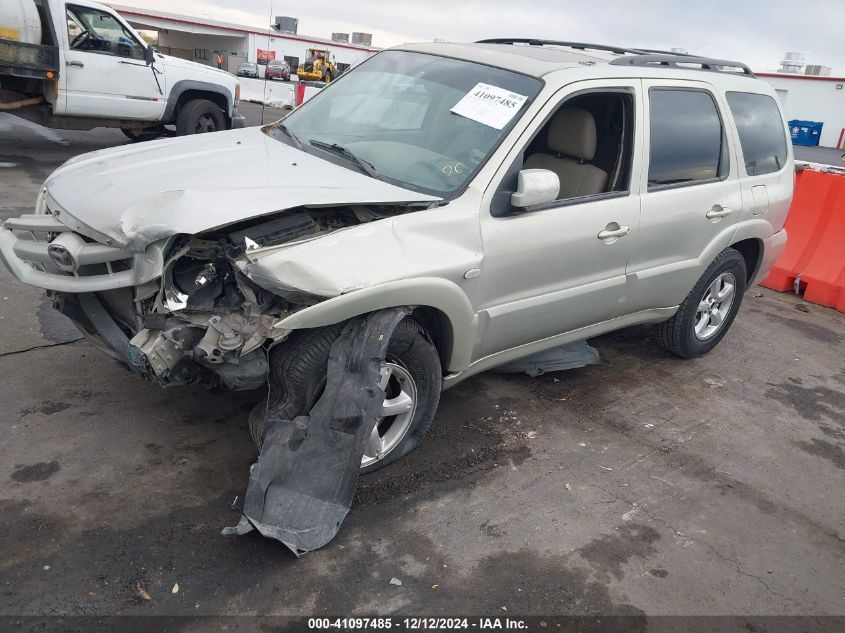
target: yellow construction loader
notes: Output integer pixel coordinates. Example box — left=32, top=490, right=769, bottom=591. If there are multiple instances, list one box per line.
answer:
left=296, top=48, right=336, bottom=82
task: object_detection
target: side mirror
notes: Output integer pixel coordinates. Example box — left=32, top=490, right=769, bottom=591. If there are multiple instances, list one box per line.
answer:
left=510, top=169, right=560, bottom=208
left=144, top=44, right=155, bottom=66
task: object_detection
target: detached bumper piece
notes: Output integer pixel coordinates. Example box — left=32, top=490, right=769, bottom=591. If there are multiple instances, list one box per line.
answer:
left=495, top=340, right=601, bottom=377
left=223, top=307, right=409, bottom=555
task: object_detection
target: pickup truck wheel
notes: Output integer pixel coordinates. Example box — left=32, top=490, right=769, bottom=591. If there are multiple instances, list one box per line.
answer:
left=176, top=99, right=225, bottom=136
left=249, top=317, right=442, bottom=473
left=653, top=248, right=747, bottom=358
left=121, top=127, right=162, bottom=142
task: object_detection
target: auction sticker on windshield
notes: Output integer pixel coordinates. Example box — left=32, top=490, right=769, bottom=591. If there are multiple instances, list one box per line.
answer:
left=450, top=83, right=528, bottom=130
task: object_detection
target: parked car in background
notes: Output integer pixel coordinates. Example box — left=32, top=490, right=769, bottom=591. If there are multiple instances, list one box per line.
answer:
left=266, top=59, right=291, bottom=81
left=0, top=41, right=793, bottom=472
left=0, top=0, right=243, bottom=140
left=237, top=61, right=259, bottom=78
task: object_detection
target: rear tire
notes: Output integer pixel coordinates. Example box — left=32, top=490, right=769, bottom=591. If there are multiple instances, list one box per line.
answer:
left=249, top=317, right=441, bottom=473
left=175, top=99, right=226, bottom=136
left=654, top=247, right=747, bottom=358
left=121, top=127, right=162, bottom=142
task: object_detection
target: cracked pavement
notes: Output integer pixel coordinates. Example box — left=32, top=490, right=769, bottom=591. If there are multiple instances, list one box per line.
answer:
left=1, top=104, right=844, bottom=619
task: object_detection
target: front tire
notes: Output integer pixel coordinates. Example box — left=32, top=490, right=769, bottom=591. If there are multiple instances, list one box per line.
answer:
left=654, top=247, right=747, bottom=358
left=249, top=317, right=442, bottom=473
left=175, top=99, right=226, bottom=136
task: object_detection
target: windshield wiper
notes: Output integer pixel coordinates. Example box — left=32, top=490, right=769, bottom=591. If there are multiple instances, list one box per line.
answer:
left=309, top=139, right=378, bottom=178
left=277, top=122, right=302, bottom=150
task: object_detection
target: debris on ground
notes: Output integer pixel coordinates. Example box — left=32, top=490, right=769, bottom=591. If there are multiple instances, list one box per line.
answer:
left=171, top=583, right=179, bottom=594
left=389, top=577, right=402, bottom=586
left=495, top=340, right=600, bottom=377
left=223, top=308, right=409, bottom=555
left=134, top=582, right=151, bottom=601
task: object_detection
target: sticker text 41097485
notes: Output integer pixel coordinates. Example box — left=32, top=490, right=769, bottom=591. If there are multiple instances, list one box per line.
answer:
left=450, top=82, right=528, bottom=130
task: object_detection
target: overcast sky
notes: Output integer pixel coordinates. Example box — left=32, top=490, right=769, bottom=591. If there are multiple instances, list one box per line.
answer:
left=139, top=0, right=845, bottom=75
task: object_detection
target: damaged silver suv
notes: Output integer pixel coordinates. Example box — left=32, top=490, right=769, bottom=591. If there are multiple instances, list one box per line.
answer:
left=0, top=40, right=792, bottom=473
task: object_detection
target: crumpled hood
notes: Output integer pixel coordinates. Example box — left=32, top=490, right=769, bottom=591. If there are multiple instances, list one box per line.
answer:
left=46, top=127, right=438, bottom=252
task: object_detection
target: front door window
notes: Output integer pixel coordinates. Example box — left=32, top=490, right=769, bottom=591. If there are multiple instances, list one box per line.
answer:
left=66, top=5, right=145, bottom=60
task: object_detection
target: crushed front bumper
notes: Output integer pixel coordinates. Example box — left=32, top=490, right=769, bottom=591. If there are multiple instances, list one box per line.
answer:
left=0, top=213, right=163, bottom=293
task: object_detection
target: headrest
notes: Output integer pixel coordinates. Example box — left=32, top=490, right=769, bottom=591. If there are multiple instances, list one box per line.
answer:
left=547, top=107, right=597, bottom=160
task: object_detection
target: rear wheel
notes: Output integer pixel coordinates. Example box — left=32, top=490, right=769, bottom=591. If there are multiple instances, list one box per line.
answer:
left=654, top=248, right=747, bottom=358
left=121, top=127, right=162, bottom=142
left=249, top=317, right=442, bottom=473
left=175, top=99, right=226, bottom=136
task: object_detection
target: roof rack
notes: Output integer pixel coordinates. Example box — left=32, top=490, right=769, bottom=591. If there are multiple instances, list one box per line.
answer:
left=476, top=39, right=756, bottom=78
left=609, top=54, right=756, bottom=77
left=475, top=38, right=647, bottom=56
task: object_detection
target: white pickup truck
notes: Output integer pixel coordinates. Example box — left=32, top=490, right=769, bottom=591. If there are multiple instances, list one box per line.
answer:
left=0, top=0, right=244, bottom=140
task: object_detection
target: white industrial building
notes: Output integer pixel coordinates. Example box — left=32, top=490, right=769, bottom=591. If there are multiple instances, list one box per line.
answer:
left=107, top=4, right=379, bottom=77
left=757, top=52, right=845, bottom=149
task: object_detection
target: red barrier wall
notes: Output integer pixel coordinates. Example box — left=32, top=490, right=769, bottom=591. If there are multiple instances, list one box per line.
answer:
left=762, top=169, right=845, bottom=312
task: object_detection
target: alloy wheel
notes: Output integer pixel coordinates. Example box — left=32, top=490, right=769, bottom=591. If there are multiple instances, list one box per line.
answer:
left=694, top=272, right=736, bottom=340
left=361, top=362, right=418, bottom=468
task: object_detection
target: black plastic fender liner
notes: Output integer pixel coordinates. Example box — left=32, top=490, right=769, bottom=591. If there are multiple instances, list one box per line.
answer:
left=223, top=307, right=410, bottom=555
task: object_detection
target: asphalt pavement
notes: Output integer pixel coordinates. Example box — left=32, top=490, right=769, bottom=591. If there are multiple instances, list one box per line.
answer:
left=0, top=105, right=843, bottom=627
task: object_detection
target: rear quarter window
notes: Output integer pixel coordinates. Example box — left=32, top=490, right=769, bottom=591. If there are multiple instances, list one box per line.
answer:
left=725, top=92, right=788, bottom=176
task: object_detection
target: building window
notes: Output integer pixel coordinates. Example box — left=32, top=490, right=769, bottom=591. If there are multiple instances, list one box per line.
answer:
left=194, top=49, right=209, bottom=61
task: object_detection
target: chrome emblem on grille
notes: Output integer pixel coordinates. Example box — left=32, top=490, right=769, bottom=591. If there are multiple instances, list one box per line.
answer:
left=47, top=244, right=76, bottom=272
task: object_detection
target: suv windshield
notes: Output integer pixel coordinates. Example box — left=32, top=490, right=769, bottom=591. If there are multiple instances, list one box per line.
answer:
left=267, top=50, right=542, bottom=196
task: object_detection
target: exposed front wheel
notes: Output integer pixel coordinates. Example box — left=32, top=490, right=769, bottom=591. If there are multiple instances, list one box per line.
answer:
left=653, top=248, right=747, bottom=358
left=249, top=317, right=442, bottom=473
left=175, top=99, right=226, bottom=135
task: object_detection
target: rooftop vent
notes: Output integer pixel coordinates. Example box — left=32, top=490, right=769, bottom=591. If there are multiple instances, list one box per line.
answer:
left=272, top=16, right=298, bottom=35
left=351, top=32, right=372, bottom=46
left=778, top=51, right=805, bottom=74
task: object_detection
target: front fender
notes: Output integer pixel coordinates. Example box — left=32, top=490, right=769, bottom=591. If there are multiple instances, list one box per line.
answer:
left=163, top=80, right=235, bottom=120
left=277, top=277, right=477, bottom=372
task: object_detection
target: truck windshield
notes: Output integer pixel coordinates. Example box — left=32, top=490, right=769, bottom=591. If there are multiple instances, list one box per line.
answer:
left=267, top=50, right=542, bottom=196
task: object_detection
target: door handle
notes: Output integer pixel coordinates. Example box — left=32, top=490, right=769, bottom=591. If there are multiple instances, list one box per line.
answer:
left=597, top=224, right=631, bottom=240
left=706, top=205, right=733, bottom=219
left=66, top=60, right=84, bottom=68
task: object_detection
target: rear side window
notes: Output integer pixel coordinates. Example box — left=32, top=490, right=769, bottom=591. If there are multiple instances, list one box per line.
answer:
left=648, top=89, right=726, bottom=188
left=726, top=92, right=788, bottom=175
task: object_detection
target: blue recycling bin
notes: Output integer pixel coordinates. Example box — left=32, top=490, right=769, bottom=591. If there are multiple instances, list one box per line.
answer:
left=788, top=120, right=823, bottom=146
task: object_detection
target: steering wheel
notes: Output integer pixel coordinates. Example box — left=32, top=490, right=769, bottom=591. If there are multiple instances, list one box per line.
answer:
left=70, top=29, right=90, bottom=49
